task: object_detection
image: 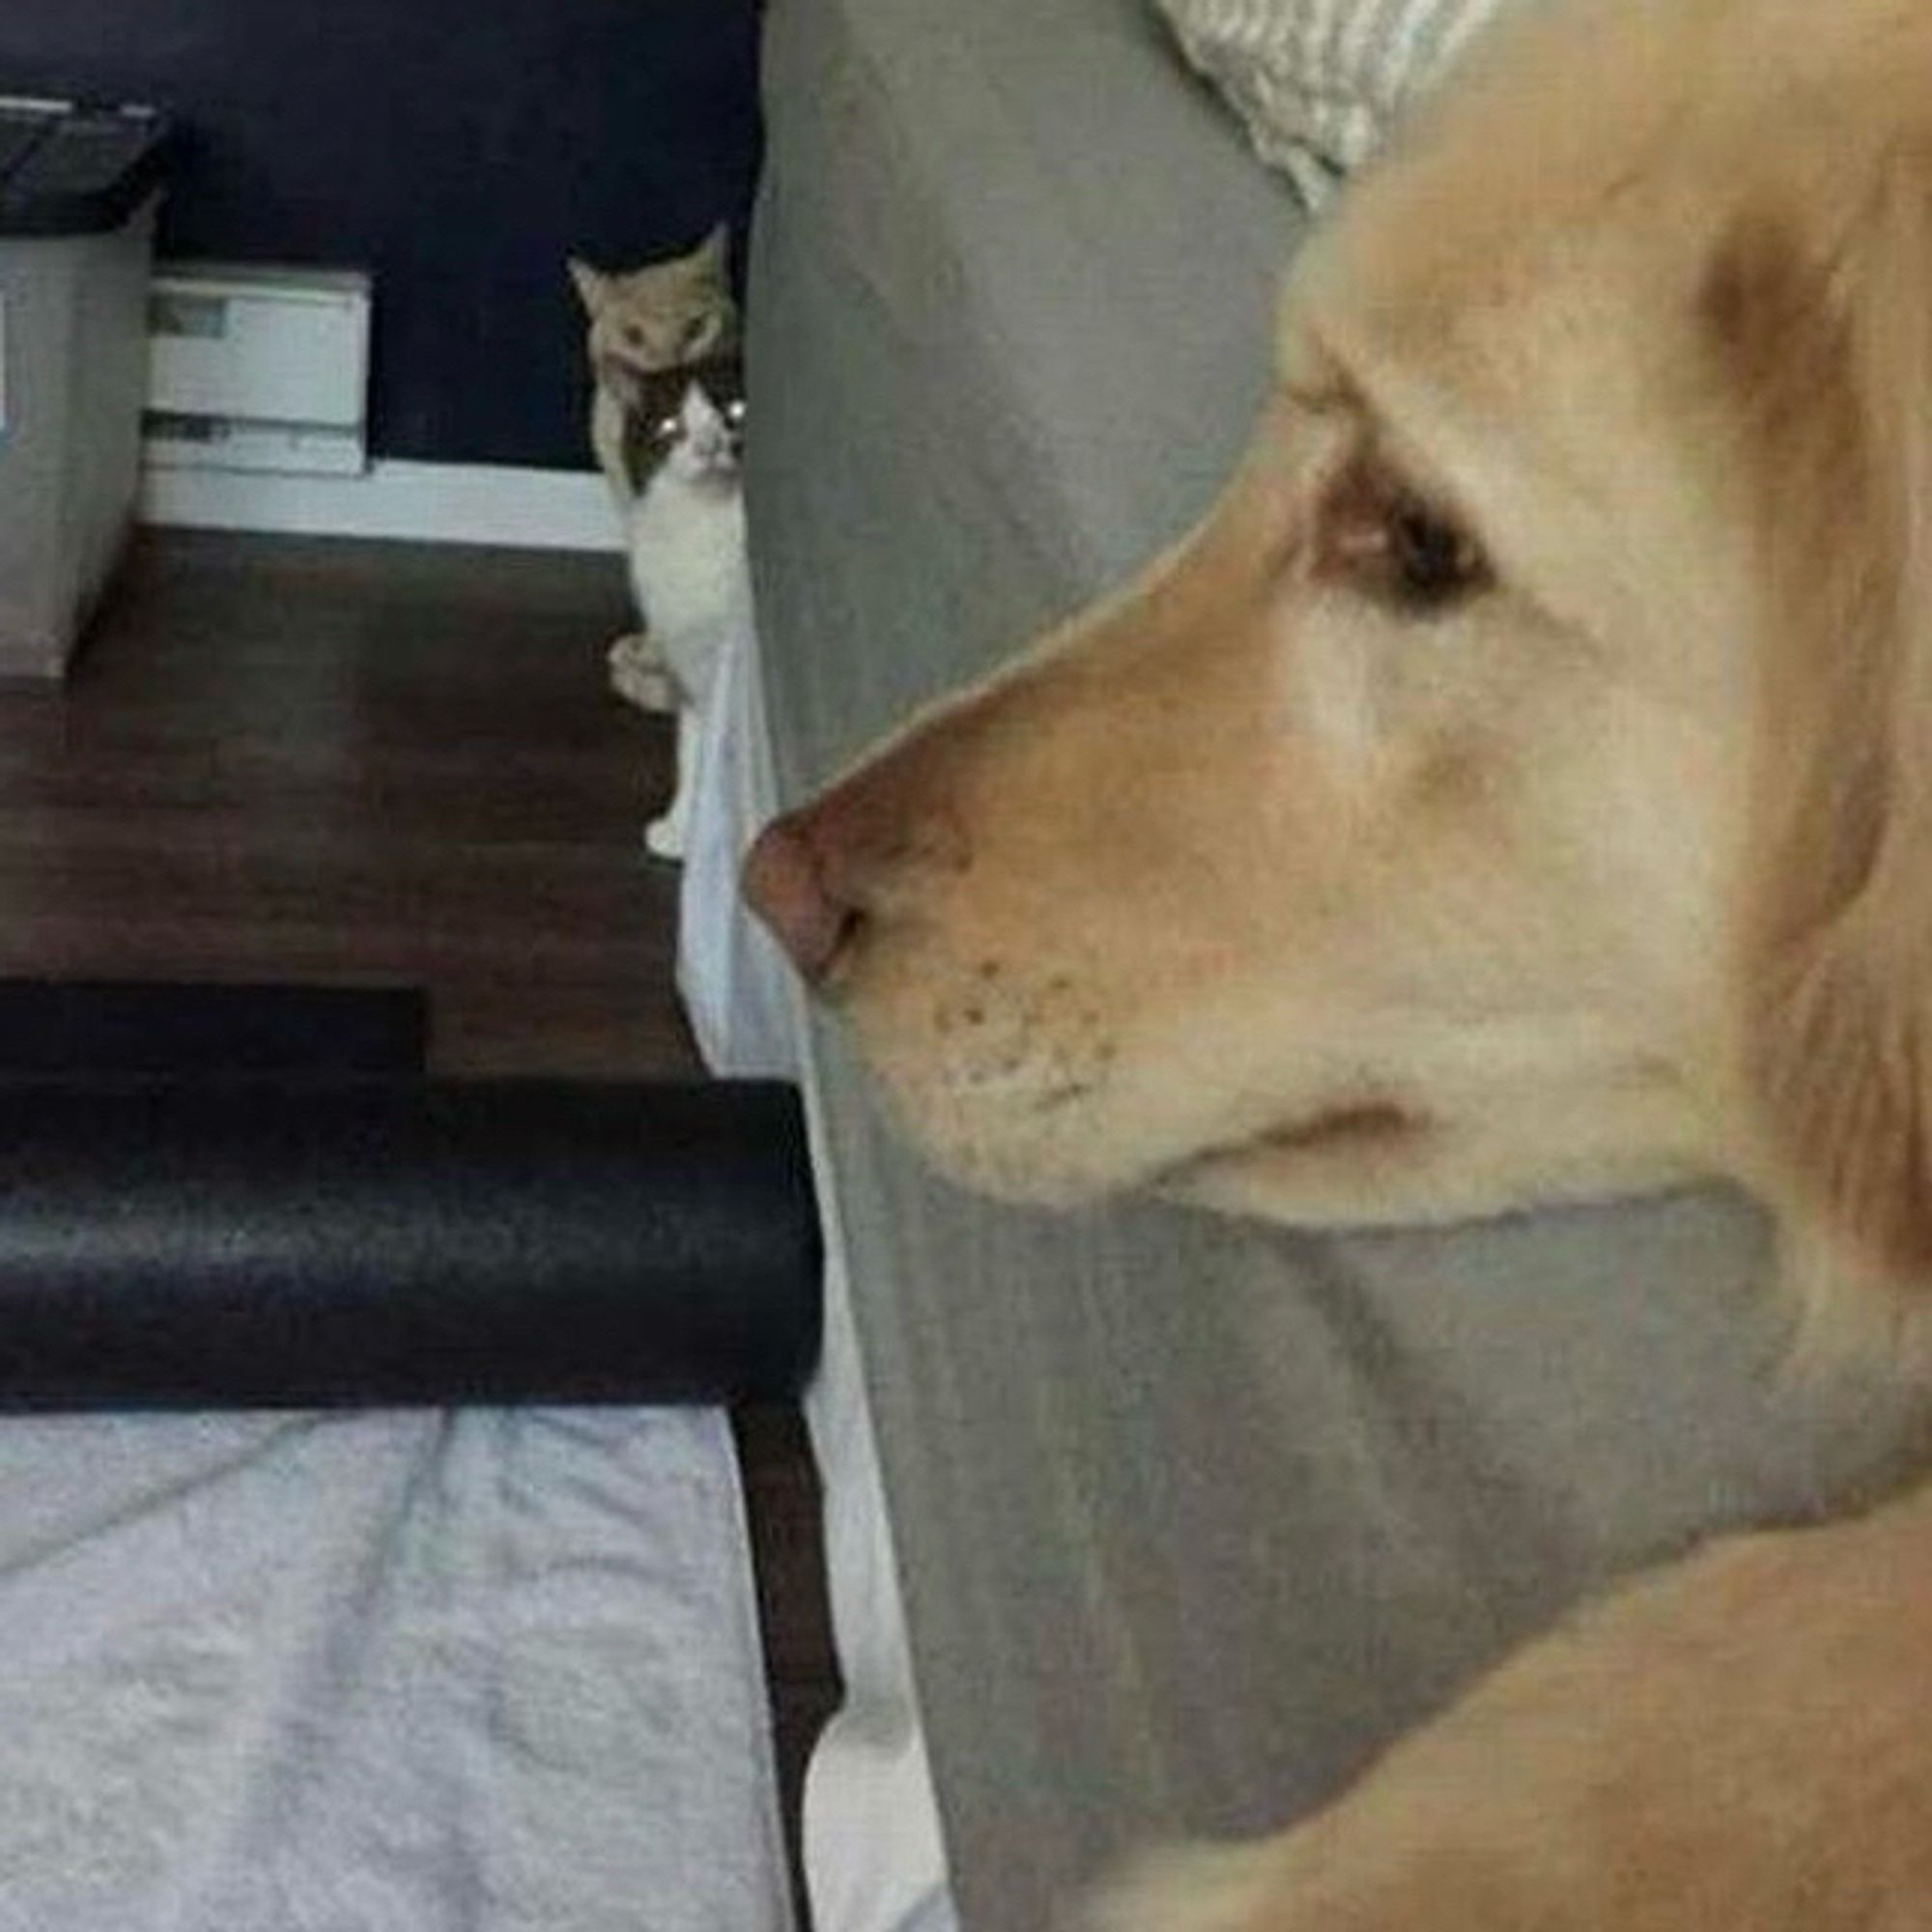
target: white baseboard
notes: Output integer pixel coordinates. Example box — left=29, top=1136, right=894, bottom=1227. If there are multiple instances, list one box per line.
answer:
left=138, top=458, right=626, bottom=554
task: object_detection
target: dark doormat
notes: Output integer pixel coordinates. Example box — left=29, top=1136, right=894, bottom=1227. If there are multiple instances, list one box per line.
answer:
left=0, top=980, right=426, bottom=1076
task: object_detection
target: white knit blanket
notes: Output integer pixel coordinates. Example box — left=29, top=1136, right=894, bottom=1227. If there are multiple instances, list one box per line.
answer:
left=1153, top=0, right=1522, bottom=201
left=0, top=1406, right=791, bottom=1932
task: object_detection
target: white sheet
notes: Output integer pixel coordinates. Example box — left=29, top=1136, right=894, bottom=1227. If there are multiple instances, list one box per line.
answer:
left=675, top=554, right=795, bottom=1084
left=675, top=596, right=958, bottom=1932
left=797, top=1104, right=958, bottom=1932
left=0, top=1406, right=792, bottom=1932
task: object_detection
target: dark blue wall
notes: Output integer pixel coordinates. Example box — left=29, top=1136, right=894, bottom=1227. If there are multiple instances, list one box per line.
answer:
left=0, top=0, right=761, bottom=467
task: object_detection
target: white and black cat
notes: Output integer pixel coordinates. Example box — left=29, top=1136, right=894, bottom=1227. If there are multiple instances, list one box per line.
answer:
left=618, top=383, right=748, bottom=861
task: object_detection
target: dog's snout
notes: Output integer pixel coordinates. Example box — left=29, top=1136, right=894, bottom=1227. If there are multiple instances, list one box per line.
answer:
left=745, top=731, right=979, bottom=984
left=743, top=812, right=855, bottom=983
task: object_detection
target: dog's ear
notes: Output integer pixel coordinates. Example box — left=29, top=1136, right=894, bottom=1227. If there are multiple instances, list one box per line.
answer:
left=567, top=257, right=609, bottom=318
left=1721, top=145, right=1932, bottom=1292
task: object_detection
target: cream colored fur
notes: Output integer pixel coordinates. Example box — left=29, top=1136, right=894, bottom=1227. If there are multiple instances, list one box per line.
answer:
left=752, top=0, right=1932, bottom=1922
left=773, top=0, right=1932, bottom=1321
left=1078, top=1479, right=1932, bottom=1932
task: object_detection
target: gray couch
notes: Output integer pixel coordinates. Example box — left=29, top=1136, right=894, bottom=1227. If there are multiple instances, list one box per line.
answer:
left=746, top=0, right=1922, bottom=1923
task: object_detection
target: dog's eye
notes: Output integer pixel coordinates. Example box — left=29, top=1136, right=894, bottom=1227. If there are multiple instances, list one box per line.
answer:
left=1385, top=499, right=1487, bottom=611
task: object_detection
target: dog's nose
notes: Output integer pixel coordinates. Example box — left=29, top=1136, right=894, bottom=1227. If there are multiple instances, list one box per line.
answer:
left=746, top=712, right=984, bottom=983
left=745, top=771, right=974, bottom=982
left=743, top=812, right=855, bottom=983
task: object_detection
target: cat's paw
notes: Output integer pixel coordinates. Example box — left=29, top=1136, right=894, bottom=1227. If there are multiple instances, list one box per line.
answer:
left=608, top=627, right=665, bottom=671
left=1065, top=1841, right=1285, bottom=1932
left=608, top=632, right=677, bottom=713
left=644, top=812, right=687, bottom=863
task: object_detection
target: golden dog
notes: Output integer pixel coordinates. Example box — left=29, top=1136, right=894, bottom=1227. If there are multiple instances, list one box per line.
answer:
left=747, top=0, right=1932, bottom=1922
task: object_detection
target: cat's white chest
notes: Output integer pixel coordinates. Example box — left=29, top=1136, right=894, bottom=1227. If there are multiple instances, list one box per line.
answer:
left=631, top=480, right=743, bottom=623
left=628, top=478, right=746, bottom=682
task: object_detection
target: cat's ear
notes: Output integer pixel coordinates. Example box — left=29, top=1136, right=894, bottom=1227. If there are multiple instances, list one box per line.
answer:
left=568, top=257, right=610, bottom=317
left=695, top=224, right=729, bottom=281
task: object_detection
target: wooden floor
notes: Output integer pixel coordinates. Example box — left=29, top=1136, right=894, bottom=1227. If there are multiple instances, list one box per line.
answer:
left=0, top=526, right=839, bottom=1921
left=0, top=527, right=696, bottom=1075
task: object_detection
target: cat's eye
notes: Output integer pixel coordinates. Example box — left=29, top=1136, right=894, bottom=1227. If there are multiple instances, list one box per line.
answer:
left=1383, top=497, right=1487, bottom=611
left=680, top=318, right=712, bottom=355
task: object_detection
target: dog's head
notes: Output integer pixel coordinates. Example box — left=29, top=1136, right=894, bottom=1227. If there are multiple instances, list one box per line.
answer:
left=747, top=0, right=1932, bottom=1304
